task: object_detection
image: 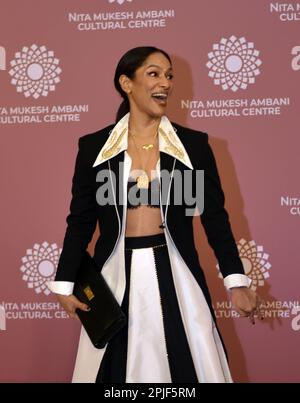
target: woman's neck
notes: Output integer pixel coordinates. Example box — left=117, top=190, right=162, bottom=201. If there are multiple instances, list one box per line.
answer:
left=128, top=110, right=162, bottom=139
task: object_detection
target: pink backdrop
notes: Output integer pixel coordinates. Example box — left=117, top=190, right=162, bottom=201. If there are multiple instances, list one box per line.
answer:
left=1, top=0, right=299, bottom=382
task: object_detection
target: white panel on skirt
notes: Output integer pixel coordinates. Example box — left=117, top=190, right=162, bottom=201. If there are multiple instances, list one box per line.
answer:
left=126, top=247, right=171, bottom=383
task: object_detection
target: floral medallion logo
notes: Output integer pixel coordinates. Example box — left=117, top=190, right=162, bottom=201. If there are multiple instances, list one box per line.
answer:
left=108, top=0, right=133, bottom=4
left=217, top=239, right=271, bottom=291
left=206, top=36, right=262, bottom=92
left=9, top=44, right=62, bottom=99
left=20, top=242, right=62, bottom=295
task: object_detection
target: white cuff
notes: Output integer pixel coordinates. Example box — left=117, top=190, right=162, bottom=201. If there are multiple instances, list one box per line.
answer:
left=47, top=281, right=74, bottom=296
left=224, top=274, right=251, bottom=290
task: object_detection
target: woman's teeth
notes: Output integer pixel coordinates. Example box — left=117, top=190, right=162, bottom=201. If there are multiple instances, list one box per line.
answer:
left=152, top=94, right=168, bottom=101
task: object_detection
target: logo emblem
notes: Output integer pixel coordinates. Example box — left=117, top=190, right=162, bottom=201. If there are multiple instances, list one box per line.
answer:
left=20, top=242, right=62, bottom=295
left=217, top=239, right=271, bottom=291
left=9, top=44, right=62, bottom=99
left=207, top=36, right=262, bottom=92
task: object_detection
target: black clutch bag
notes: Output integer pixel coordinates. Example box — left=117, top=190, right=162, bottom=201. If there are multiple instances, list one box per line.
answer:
left=73, top=250, right=126, bottom=349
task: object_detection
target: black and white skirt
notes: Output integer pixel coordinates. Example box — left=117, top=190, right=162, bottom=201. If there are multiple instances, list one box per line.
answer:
left=97, top=233, right=200, bottom=383
left=72, top=232, right=233, bottom=383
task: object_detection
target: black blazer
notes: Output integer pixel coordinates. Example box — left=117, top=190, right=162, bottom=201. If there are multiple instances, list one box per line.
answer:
left=55, top=122, right=244, bottom=303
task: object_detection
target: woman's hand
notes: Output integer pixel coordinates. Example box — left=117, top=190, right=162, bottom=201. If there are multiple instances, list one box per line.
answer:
left=230, top=287, right=264, bottom=324
left=56, top=294, right=90, bottom=319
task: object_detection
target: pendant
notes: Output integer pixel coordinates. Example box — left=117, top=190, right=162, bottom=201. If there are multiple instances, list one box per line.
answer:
left=142, top=143, right=154, bottom=151
left=136, top=174, right=149, bottom=189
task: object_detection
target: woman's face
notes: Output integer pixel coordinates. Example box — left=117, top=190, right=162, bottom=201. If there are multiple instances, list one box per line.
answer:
left=124, top=52, right=174, bottom=118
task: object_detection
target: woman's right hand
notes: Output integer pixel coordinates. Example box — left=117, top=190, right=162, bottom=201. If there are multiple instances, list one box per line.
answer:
left=56, top=294, right=90, bottom=319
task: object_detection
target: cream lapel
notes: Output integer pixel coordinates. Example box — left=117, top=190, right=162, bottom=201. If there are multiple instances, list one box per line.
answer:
left=92, top=113, right=193, bottom=170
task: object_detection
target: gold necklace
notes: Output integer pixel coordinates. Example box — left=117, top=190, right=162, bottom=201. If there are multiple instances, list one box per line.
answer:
left=129, top=128, right=158, bottom=149
left=129, top=130, right=158, bottom=189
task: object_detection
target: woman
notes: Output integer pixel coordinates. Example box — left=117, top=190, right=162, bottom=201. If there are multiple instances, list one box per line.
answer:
left=48, top=47, right=262, bottom=383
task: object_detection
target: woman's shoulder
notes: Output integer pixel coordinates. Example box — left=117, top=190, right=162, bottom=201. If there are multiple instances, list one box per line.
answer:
left=75, top=124, right=115, bottom=167
left=79, top=124, right=115, bottom=147
left=171, top=121, right=208, bottom=144
left=170, top=121, right=214, bottom=168
left=171, top=122, right=209, bottom=165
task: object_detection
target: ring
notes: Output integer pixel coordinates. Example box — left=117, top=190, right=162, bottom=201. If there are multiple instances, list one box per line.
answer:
left=249, top=306, right=264, bottom=323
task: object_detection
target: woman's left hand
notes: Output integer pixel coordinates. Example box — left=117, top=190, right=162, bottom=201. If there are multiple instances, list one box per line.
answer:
left=230, top=287, right=264, bottom=324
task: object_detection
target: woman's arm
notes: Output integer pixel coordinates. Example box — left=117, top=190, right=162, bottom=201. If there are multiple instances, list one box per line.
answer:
left=200, top=133, right=248, bottom=287
left=48, top=136, right=98, bottom=296
left=199, top=134, right=262, bottom=318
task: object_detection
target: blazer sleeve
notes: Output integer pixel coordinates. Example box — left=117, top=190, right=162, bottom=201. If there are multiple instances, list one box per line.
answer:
left=200, top=134, right=249, bottom=286
left=54, top=137, right=98, bottom=283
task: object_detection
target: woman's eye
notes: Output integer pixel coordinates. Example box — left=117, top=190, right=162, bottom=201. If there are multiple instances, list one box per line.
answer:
left=148, top=71, right=173, bottom=79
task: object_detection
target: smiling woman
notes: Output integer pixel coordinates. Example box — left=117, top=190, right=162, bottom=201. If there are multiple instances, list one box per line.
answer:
left=48, top=46, right=261, bottom=383
left=114, top=47, right=174, bottom=123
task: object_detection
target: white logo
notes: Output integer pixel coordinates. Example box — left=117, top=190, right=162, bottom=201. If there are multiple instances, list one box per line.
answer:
left=108, top=0, right=133, bottom=4
left=291, top=46, right=300, bottom=71
left=217, top=239, right=271, bottom=291
left=9, top=44, right=62, bottom=99
left=236, top=239, right=271, bottom=290
left=0, top=306, right=6, bottom=331
left=20, top=242, right=62, bottom=295
left=0, top=46, right=5, bottom=70
left=207, top=36, right=262, bottom=92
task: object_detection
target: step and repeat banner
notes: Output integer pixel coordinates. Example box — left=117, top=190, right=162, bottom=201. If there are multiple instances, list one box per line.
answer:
left=0, top=0, right=299, bottom=382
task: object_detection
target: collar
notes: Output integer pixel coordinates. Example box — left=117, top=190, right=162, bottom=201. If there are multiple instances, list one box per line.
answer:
left=92, top=113, right=193, bottom=169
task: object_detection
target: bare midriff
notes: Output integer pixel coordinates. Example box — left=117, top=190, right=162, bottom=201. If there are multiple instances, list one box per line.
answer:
left=125, top=143, right=164, bottom=237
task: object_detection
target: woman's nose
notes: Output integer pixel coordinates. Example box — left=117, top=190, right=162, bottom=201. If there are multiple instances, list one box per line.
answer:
left=160, top=76, right=171, bottom=89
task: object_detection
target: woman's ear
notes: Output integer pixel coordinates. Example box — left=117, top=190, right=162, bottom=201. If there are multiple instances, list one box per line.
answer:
left=119, top=75, right=132, bottom=95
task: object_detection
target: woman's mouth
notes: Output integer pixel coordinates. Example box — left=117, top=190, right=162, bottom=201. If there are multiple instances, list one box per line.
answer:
left=151, top=93, right=168, bottom=105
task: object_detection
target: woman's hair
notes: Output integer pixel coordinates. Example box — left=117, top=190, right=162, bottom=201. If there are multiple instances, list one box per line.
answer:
left=114, top=46, right=172, bottom=122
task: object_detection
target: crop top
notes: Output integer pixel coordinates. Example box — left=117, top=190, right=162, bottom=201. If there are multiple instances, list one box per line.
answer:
left=127, top=176, right=160, bottom=209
